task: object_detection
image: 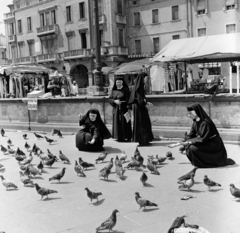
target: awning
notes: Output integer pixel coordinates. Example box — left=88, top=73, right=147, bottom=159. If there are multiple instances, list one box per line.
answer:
left=151, top=33, right=240, bottom=63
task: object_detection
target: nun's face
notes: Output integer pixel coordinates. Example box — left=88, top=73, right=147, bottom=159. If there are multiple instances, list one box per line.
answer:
left=188, top=110, right=198, bottom=120
left=116, top=80, right=123, bottom=89
left=89, top=113, right=97, bottom=121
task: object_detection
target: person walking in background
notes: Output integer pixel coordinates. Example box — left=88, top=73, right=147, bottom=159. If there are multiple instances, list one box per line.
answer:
left=128, top=73, right=154, bottom=146
left=109, top=76, right=132, bottom=142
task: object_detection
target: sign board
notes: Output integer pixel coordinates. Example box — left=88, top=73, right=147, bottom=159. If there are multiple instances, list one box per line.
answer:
left=28, top=98, right=38, bottom=110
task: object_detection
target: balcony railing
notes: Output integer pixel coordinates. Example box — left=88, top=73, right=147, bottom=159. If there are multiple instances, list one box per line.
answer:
left=36, top=53, right=59, bottom=63
left=105, top=46, right=128, bottom=56
left=116, top=14, right=126, bottom=24
left=63, top=49, right=91, bottom=60
left=3, top=12, right=15, bottom=20
left=12, top=56, right=36, bottom=64
left=36, top=24, right=59, bottom=37
left=128, top=53, right=151, bottom=58
left=8, top=35, right=16, bottom=43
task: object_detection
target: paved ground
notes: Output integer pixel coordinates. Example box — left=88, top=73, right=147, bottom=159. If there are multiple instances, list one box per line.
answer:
left=0, top=131, right=240, bottom=233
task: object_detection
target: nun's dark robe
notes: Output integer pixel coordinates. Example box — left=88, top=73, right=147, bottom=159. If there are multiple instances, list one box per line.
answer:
left=185, top=119, right=233, bottom=168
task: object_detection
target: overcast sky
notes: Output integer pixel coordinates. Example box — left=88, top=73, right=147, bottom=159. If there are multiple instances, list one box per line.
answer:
left=0, top=0, right=13, bottom=35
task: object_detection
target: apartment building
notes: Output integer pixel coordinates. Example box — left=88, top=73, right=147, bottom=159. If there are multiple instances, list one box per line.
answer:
left=3, top=0, right=128, bottom=88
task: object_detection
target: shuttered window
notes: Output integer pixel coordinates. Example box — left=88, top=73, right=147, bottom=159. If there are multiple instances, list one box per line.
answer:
left=152, top=9, right=159, bottom=23
left=172, top=5, right=179, bottom=20
left=153, top=38, right=159, bottom=54
left=134, top=12, right=140, bottom=26
left=118, top=29, right=124, bottom=46
left=135, top=40, right=141, bottom=54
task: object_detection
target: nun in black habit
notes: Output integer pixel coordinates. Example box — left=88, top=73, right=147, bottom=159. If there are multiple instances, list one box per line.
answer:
left=75, top=109, right=111, bottom=152
left=180, top=103, right=235, bottom=168
left=128, top=73, right=154, bottom=146
left=109, top=76, right=132, bottom=142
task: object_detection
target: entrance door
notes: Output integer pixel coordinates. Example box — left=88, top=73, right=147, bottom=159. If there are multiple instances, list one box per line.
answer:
left=70, top=64, right=89, bottom=88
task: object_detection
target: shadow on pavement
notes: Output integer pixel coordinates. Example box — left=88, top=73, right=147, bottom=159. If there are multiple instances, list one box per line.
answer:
left=92, top=198, right=105, bottom=206
left=53, top=181, right=75, bottom=184
left=102, top=179, right=117, bottom=183
left=104, top=147, right=122, bottom=154
left=208, top=188, right=224, bottom=192
left=142, top=207, right=159, bottom=212
left=42, top=197, right=62, bottom=201
left=144, top=183, right=154, bottom=188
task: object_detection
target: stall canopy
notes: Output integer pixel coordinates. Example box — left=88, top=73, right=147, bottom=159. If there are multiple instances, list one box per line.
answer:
left=151, top=33, right=240, bottom=63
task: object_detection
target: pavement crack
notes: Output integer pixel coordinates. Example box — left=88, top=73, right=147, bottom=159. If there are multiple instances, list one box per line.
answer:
left=123, top=215, right=144, bottom=227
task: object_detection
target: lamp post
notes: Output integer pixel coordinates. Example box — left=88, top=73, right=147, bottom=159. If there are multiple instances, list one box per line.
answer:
left=92, top=0, right=104, bottom=95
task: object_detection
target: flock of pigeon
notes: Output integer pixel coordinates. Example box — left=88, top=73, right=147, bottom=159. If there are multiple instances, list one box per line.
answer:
left=1, top=127, right=240, bottom=232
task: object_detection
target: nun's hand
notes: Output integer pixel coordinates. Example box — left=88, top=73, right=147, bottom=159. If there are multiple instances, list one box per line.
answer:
left=88, top=139, right=95, bottom=144
left=114, top=100, right=121, bottom=105
left=79, top=113, right=83, bottom=119
left=180, top=141, right=190, bottom=146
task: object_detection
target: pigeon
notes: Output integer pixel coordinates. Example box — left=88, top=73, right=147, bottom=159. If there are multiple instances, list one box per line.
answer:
left=31, top=143, right=37, bottom=154
left=49, top=168, right=66, bottom=182
left=57, top=131, right=63, bottom=138
left=79, top=157, right=95, bottom=170
left=147, top=158, right=160, bottom=175
left=23, top=134, right=27, bottom=139
left=99, top=167, right=111, bottom=180
left=84, top=187, right=102, bottom=202
left=47, top=149, right=55, bottom=159
left=115, top=155, right=122, bottom=168
left=45, top=156, right=57, bottom=167
left=19, top=171, right=34, bottom=186
left=135, top=192, right=158, bottom=210
left=178, top=173, right=195, bottom=191
left=1, top=128, right=5, bottom=137
left=100, top=158, right=114, bottom=173
left=39, top=153, right=50, bottom=162
left=166, top=151, right=172, bottom=158
left=96, top=209, right=119, bottom=232
left=74, top=161, right=86, bottom=177
left=19, top=163, right=28, bottom=171
left=0, top=175, right=18, bottom=190
left=45, top=136, right=57, bottom=145
left=20, top=152, right=33, bottom=165
left=16, top=147, right=26, bottom=157
left=28, top=164, right=42, bottom=177
left=134, top=146, right=144, bottom=165
left=203, top=175, right=221, bottom=190
left=95, top=152, right=108, bottom=163
left=15, top=154, right=25, bottom=162
left=125, top=157, right=142, bottom=170
left=0, top=145, right=8, bottom=154
left=33, top=183, right=58, bottom=200
left=51, top=129, right=63, bottom=138
left=37, top=161, right=44, bottom=173
left=177, top=167, right=198, bottom=183
left=140, top=172, right=148, bottom=185
left=119, top=151, right=127, bottom=163
left=0, top=164, right=4, bottom=169
left=116, top=166, right=126, bottom=180
left=7, top=145, right=15, bottom=155
left=34, top=133, right=44, bottom=139
left=7, top=138, right=13, bottom=146
left=0, top=166, right=5, bottom=173
left=24, top=142, right=31, bottom=151
left=156, top=155, right=166, bottom=164
left=59, top=150, right=70, bottom=163
left=229, top=184, right=240, bottom=199
left=147, top=155, right=159, bottom=166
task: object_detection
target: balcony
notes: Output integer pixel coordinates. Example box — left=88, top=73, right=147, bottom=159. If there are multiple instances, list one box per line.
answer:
left=36, top=24, right=59, bottom=37
left=36, top=53, right=59, bottom=63
left=128, top=53, right=151, bottom=58
left=12, top=56, right=36, bottom=64
left=8, top=35, right=16, bottom=43
left=63, top=49, right=91, bottom=60
left=116, top=14, right=126, bottom=24
left=3, top=12, right=15, bottom=21
left=106, top=46, right=128, bottom=56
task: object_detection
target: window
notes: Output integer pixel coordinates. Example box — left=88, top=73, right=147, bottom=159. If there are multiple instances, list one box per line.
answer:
left=134, top=12, right=140, bottom=26
left=51, top=10, right=56, bottom=24
left=41, top=39, right=56, bottom=54
left=27, top=17, right=32, bottom=31
left=117, top=0, right=123, bottom=15
left=172, top=5, right=179, bottom=20
left=197, top=28, right=206, bottom=37
left=224, top=0, right=236, bottom=10
left=153, top=38, right=159, bottom=54
left=67, top=35, right=75, bottom=51
left=18, top=42, right=25, bottom=58
left=135, top=40, right=141, bottom=54
left=66, top=6, right=72, bottom=22
left=18, top=20, right=22, bottom=33
left=45, top=12, right=50, bottom=26
left=172, top=35, right=180, bottom=40
left=118, top=28, right=124, bottom=46
left=80, top=32, right=87, bottom=49
left=196, top=0, right=207, bottom=15
left=9, top=23, right=14, bottom=35
left=98, top=0, right=102, bottom=15
left=99, top=30, right=103, bottom=46
left=40, top=13, right=45, bottom=27
left=2, top=51, right=6, bottom=59
left=11, top=45, right=17, bottom=59
left=152, top=9, right=159, bottom=23
left=79, top=2, right=85, bottom=19
left=226, top=24, right=236, bottom=33
left=28, top=41, right=35, bottom=56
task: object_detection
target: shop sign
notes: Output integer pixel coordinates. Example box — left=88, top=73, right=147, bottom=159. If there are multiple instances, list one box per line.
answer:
left=28, top=98, right=38, bottom=110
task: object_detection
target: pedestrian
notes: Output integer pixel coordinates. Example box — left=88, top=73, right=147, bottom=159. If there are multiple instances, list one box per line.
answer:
left=128, top=73, right=154, bottom=146
left=180, top=103, right=235, bottom=168
left=75, top=109, right=111, bottom=152
left=109, top=76, right=132, bottom=142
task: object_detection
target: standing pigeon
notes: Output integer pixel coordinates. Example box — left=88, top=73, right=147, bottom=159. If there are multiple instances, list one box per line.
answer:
left=28, top=164, right=42, bottom=177
left=23, top=134, right=27, bottom=139
left=19, top=171, right=34, bottom=186
left=147, top=155, right=159, bottom=166
left=59, top=150, right=70, bottom=163
left=125, top=157, right=142, bottom=170
left=44, top=156, right=57, bottom=167
left=33, top=183, right=58, bottom=200
left=0, top=175, right=18, bottom=190
left=178, top=173, right=195, bottom=191
left=100, top=158, right=114, bottom=172
left=156, top=155, right=166, bottom=164
left=7, top=145, right=15, bottom=155
left=16, top=148, right=26, bottom=157
left=45, top=136, right=57, bottom=145
left=79, top=157, right=95, bottom=170
left=37, top=161, right=44, bottom=173
left=135, top=192, right=158, bottom=210
left=99, top=167, right=111, bottom=180
left=203, top=175, right=221, bottom=190
left=74, top=161, right=86, bottom=177
left=115, top=156, right=122, bottom=168
left=134, top=146, right=144, bottom=165
left=47, top=149, right=55, bottom=159
left=7, top=139, right=13, bottom=146
left=140, top=172, right=148, bottom=186
left=49, top=168, right=66, bottom=182
left=1, top=145, right=8, bottom=155
left=95, top=152, right=108, bottom=163
left=119, top=151, right=127, bottom=163
left=1, top=128, right=5, bottom=137
left=229, top=184, right=240, bottom=199
left=96, top=209, right=119, bottom=232
left=24, top=142, right=31, bottom=151
left=147, top=158, right=160, bottom=175
left=34, top=133, right=44, bottom=139
left=20, top=152, right=33, bottom=165
left=116, top=166, right=126, bottom=180
left=51, top=129, right=63, bottom=138
left=84, top=187, right=102, bottom=202
left=177, top=167, right=198, bottom=183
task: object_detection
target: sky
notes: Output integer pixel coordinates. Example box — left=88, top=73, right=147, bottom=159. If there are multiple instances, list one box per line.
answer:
left=0, top=0, right=13, bottom=35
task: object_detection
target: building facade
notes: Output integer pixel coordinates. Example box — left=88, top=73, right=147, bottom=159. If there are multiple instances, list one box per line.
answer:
left=3, top=0, right=128, bottom=88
